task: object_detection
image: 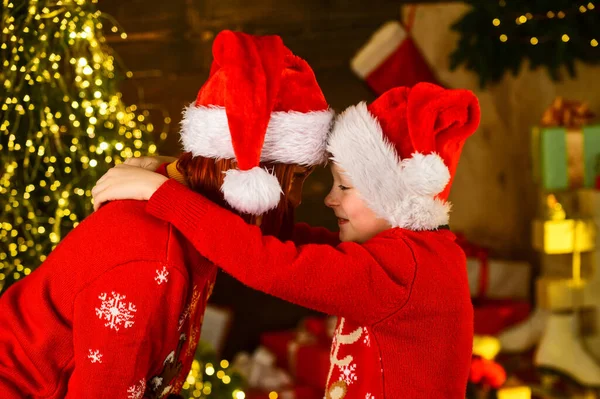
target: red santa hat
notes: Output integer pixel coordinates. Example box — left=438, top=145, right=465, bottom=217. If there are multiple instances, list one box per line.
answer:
left=180, top=31, right=334, bottom=215
left=327, top=82, right=480, bottom=230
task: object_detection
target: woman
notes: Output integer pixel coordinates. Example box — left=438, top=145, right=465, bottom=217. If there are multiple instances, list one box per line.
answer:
left=0, top=30, right=333, bottom=399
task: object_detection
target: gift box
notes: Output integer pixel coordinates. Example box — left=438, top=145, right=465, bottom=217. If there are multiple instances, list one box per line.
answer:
left=260, top=326, right=331, bottom=391
left=579, top=189, right=600, bottom=218
left=497, top=377, right=532, bottom=399
left=532, top=218, right=596, bottom=255
left=456, top=233, right=532, bottom=299
left=467, top=258, right=531, bottom=300
left=473, top=299, right=531, bottom=336
left=531, top=97, right=600, bottom=191
left=536, top=277, right=594, bottom=313
left=497, top=386, right=531, bottom=399
left=232, top=347, right=293, bottom=392
left=260, top=331, right=297, bottom=370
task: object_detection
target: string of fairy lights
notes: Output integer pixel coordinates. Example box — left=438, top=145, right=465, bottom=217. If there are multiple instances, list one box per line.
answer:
left=183, top=359, right=245, bottom=399
left=182, top=357, right=288, bottom=399
left=0, top=0, right=169, bottom=292
left=492, top=1, right=599, bottom=46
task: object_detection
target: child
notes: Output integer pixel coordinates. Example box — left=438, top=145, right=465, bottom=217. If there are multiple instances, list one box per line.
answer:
left=0, top=31, right=334, bottom=398
left=94, top=82, right=481, bottom=398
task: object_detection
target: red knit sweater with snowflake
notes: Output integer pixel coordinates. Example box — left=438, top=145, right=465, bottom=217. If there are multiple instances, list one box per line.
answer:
left=146, top=179, right=474, bottom=398
left=0, top=199, right=217, bottom=399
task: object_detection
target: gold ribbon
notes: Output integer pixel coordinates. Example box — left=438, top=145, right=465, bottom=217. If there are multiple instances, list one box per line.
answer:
left=540, top=97, right=595, bottom=129
left=540, top=98, right=596, bottom=188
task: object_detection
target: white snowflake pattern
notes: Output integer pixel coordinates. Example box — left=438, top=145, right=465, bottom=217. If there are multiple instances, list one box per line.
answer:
left=87, top=349, right=103, bottom=364
left=127, top=379, right=146, bottom=399
left=339, top=363, right=358, bottom=385
left=95, top=292, right=137, bottom=331
left=366, top=394, right=375, bottom=399
left=155, top=266, right=169, bottom=285
left=363, top=329, right=371, bottom=347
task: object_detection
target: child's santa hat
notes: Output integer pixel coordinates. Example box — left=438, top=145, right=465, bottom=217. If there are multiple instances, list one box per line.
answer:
left=327, top=82, right=480, bottom=230
left=180, top=31, right=334, bottom=215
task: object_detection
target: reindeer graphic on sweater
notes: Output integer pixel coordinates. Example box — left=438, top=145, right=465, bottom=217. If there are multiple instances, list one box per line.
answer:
left=325, top=318, right=381, bottom=399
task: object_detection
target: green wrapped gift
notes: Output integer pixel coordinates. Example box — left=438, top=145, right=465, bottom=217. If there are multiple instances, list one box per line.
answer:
left=532, top=98, right=600, bottom=190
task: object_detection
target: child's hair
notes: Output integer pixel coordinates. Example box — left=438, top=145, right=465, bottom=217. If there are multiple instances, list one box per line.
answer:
left=176, top=152, right=298, bottom=239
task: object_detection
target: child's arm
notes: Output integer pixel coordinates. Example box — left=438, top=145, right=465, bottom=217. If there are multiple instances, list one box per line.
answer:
left=123, top=157, right=341, bottom=247
left=147, top=180, right=415, bottom=325
left=67, top=260, right=187, bottom=398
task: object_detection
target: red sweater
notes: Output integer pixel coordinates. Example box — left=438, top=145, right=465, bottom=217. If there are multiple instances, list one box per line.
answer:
left=147, top=179, right=474, bottom=398
left=0, top=200, right=217, bottom=398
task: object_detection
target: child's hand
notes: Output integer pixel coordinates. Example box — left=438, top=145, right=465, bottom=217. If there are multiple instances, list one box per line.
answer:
left=91, top=164, right=168, bottom=211
left=123, top=155, right=178, bottom=171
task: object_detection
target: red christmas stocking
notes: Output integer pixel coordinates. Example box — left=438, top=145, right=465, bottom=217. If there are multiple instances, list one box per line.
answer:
left=351, top=20, right=441, bottom=95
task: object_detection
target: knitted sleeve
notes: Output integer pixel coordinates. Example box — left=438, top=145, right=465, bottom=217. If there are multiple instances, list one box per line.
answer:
left=155, top=162, right=169, bottom=176
left=67, top=260, right=187, bottom=399
left=147, top=179, right=415, bottom=325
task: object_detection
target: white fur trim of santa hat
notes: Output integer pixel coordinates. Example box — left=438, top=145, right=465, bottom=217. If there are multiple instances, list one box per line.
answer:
left=327, top=102, right=451, bottom=230
left=350, top=21, right=407, bottom=79
left=180, top=104, right=335, bottom=166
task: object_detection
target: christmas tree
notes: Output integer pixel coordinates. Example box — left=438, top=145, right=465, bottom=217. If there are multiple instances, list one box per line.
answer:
left=181, top=341, right=246, bottom=399
left=0, top=0, right=167, bottom=294
left=450, top=0, right=600, bottom=88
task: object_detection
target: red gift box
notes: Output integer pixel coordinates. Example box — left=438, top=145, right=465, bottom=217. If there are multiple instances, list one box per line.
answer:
left=473, top=299, right=531, bottom=335
left=261, top=329, right=331, bottom=391
left=261, top=331, right=296, bottom=370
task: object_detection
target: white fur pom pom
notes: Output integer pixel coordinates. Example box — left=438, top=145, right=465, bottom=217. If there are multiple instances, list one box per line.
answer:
left=401, top=152, right=450, bottom=196
left=221, top=167, right=282, bottom=215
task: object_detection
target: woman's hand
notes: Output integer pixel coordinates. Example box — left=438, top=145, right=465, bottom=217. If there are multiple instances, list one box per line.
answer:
left=92, top=164, right=168, bottom=211
left=123, top=155, right=178, bottom=171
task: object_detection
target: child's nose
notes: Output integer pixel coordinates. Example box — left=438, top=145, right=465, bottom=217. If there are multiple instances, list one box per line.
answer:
left=324, top=190, right=338, bottom=208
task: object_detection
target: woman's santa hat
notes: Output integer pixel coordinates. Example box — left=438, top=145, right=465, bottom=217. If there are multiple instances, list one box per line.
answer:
left=180, top=30, right=334, bottom=215
left=327, top=82, right=480, bottom=230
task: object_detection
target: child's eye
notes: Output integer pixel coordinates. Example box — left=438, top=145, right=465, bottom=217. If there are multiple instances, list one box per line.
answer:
left=338, top=185, right=350, bottom=191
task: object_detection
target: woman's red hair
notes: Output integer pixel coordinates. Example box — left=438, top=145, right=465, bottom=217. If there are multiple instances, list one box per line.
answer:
left=176, top=152, right=299, bottom=239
